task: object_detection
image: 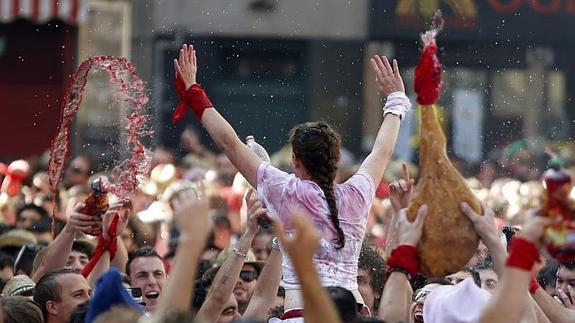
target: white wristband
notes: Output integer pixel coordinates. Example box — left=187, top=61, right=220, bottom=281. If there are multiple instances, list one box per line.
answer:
left=383, top=91, right=411, bottom=121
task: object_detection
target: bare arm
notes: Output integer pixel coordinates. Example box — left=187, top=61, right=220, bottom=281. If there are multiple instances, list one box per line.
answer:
left=532, top=288, right=575, bottom=323
left=243, top=247, right=283, bottom=320
left=378, top=206, right=427, bottom=322
left=156, top=188, right=210, bottom=314
left=174, top=44, right=262, bottom=187
left=32, top=205, right=101, bottom=282
left=197, top=190, right=263, bottom=322
left=111, top=238, right=128, bottom=273
left=384, top=164, right=414, bottom=260
left=359, top=56, right=409, bottom=185
left=87, top=251, right=110, bottom=288
left=273, top=214, right=342, bottom=323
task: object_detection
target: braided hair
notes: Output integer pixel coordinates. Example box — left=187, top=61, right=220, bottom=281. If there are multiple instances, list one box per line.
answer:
left=289, top=121, right=344, bottom=249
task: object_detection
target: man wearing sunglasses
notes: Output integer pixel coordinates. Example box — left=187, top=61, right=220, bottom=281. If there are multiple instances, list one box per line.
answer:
left=234, top=260, right=262, bottom=314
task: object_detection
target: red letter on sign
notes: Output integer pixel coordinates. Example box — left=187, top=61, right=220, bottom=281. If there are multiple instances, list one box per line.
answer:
left=489, top=0, right=523, bottom=13
left=528, top=0, right=561, bottom=14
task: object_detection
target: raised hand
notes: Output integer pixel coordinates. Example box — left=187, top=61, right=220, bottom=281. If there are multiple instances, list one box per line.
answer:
left=370, top=55, right=405, bottom=97
left=245, top=188, right=271, bottom=236
left=397, top=205, right=427, bottom=247
left=460, top=202, right=499, bottom=245
left=65, top=203, right=102, bottom=235
left=174, top=44, right=197, bottom=90
left=519, top=209, right=549, bottom=245
left=389, top=163, right=414, bottom=213
left=171, top=184, right=210, bottom=239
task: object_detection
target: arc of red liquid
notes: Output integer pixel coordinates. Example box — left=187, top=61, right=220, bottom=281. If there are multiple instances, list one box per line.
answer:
left=48, top=56, right=152, bottom=234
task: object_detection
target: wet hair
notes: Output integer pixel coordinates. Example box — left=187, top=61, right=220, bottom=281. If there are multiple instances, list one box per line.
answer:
left=0, top=251, right=14, bottom=270
left=290, top=121, right=343, bottom=249
left=326, top=286, right=358, bottom=322
left=358, top=245, right=386, bottom=312
left=473, top=254, right=494, bottom=271
left=33, top=267, right=79, bottom=320
left=1, top=296, right=44, bottom=323
left=126, top=247, right=164, bottom=277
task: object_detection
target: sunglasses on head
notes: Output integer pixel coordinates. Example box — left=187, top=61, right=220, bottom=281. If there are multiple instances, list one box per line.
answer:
left=239, top=270, right=258, bottom=282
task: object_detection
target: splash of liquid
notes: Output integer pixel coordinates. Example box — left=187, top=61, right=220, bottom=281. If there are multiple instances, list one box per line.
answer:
left=414, top=10, right=444, bottom=106
left=48, top=56, right=153, bottom=209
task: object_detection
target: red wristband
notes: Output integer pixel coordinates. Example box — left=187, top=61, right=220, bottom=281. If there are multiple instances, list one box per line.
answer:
left=529, top=276, right=540, bottom=294
left=506, top=237, right=539, bottom=271
left=387, top=245, right=419, bottom=279
left=172, top=77, right=213, bottom=123
left=81, top=215, right=120, bottom=278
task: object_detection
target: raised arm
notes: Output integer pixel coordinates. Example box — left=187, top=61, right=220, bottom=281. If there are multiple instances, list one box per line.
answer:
left=273, top=214, right=342, bottom=323
left=480, top=214, right=548, bottom=323
left=156, top=187, right=210, bottom=314
left=243, top=242, right=282, bottom=320
left=359, top=56, right=410, bottom=185
left=197, top=189, right=265, bottom=322
left=32, top=204, right=101, bottom=282
left=174, top=44, right=262, bottom=187
left=379, top=205, right=427, bottom=322
left=384, top=163, right=414, bottom=260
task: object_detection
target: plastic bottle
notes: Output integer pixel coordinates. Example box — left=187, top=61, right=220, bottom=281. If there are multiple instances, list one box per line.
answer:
left=79, top=177, right=110, bottom=217
left=246, top=135, right=271, bottom=163
left=541, top=159, right=575, bottom=263
left=245, top=135, right=272, bottom=228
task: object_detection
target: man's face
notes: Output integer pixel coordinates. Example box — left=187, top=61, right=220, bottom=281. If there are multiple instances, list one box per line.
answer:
left=478, top=268, right=498, bottom=293
left=63, top=157, right=90, bottom=188
left=233, top=264, right=258, bottom=309
left=357, top=268, right=376, bottom=313
left=251, top=234, right=272, bottom=261
left=51, top=273, right=91, bottom=322
left=556, top=266, right=575, bottom=303
left=66, top=251, right=89, bottom=273
left=129, top=257, right=167, bottom=312
left=446, top=271, right=472, bottom=285
left=216, top=293, right=242, bottom=323
left=17, top=208, right=42, bottom=229
left=409, top=283, right=441, bottom=323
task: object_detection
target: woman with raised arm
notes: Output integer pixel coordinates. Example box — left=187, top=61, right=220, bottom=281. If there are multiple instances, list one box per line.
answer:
left=173, top=44, right=411, bottom=317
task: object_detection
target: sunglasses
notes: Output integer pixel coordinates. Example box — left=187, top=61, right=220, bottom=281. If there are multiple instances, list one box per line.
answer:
left=239, top=270, right=258, bottom=283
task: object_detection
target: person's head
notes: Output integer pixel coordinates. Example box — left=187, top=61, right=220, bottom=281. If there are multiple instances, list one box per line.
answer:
left=92, top=305, right=142, bottom=323
left=289, top=121, right=343, bottom=249
left=0, top=295, right=44, bottom=323
left=473, top=256, right=498, bottom=293
left=33, top=268, right=91, bottom=323
left=326, top=286, right=358, bottom=322
left=63, top=156, right=91, bottom=189
left=234, top=263, right=260, bottom=313
left=409, top=280, right=450, bottom=323
left=0, top=251, right=14, bottom=280
left=538, top=260, right=559, bottom=296
left=556, top=263, right=575, bottom=303
left=194, top=275, right=241, bottom=323
left=251, top=230, right=272, bottom=261
left=16, top=204, right=49, bottom=230
left=126, top=247, right=167, bottom=312
left=446, top=268, right=481, bottom=287
left=68, top=301, right=89, bottom=323
left=66, top=241, right=93, bottom=273
left=357, top=245, right=386, bottom=314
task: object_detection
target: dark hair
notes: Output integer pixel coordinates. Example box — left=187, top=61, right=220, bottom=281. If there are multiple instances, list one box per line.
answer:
left=358, top=245, right=386, bottom=312
left=16, top=203, right=49, bottom=221
left=126, top=247, right=164, bottom=277
left=33, top=267, right=79, bottom=320
left=326, top=286, right=358, bottom=322
left=0, top=251, right=14, bottom=270
left=69, top=301, right=89, bottom=323
left=290, top=121, right=343, bottom=249
left=538, top=260, right=559, bottom=288
left=1, top=296, right=44, bottom=323
left=473, top=254, right=494, bottom=271
left=72, top=241, right=94, bottom=258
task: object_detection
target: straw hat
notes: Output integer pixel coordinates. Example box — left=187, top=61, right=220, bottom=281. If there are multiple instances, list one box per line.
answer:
left=2, top=275, right=36, bottom=296
left=0, top=229, right=37, bottom=250
left=203, top=247, right=265, bottom=280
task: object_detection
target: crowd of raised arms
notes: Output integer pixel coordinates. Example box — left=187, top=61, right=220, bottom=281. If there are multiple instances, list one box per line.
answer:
left=0, top=43, right=573, bottom=323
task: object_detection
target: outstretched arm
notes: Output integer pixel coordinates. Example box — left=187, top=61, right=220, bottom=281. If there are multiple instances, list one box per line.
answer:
left=378, top=205, right=427, bottom=322
left=174, top=44, right=262, bottom=187
left=243, top=245, right=282, bottom=320
left=156, top=187, right=210, bottom=314
left=359, top=56, right=410, bottom=185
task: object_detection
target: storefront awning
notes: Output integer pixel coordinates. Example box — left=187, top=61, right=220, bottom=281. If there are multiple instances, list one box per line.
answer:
left=0, top=0, right=87, bottom=25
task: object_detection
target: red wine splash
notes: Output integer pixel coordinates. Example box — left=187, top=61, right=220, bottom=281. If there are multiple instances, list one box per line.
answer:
left=48, top=56, right=153, bottom=221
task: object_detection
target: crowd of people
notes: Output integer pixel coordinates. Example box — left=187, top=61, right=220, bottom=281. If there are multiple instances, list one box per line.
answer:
left=0, top=43, right=573, bottom=323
